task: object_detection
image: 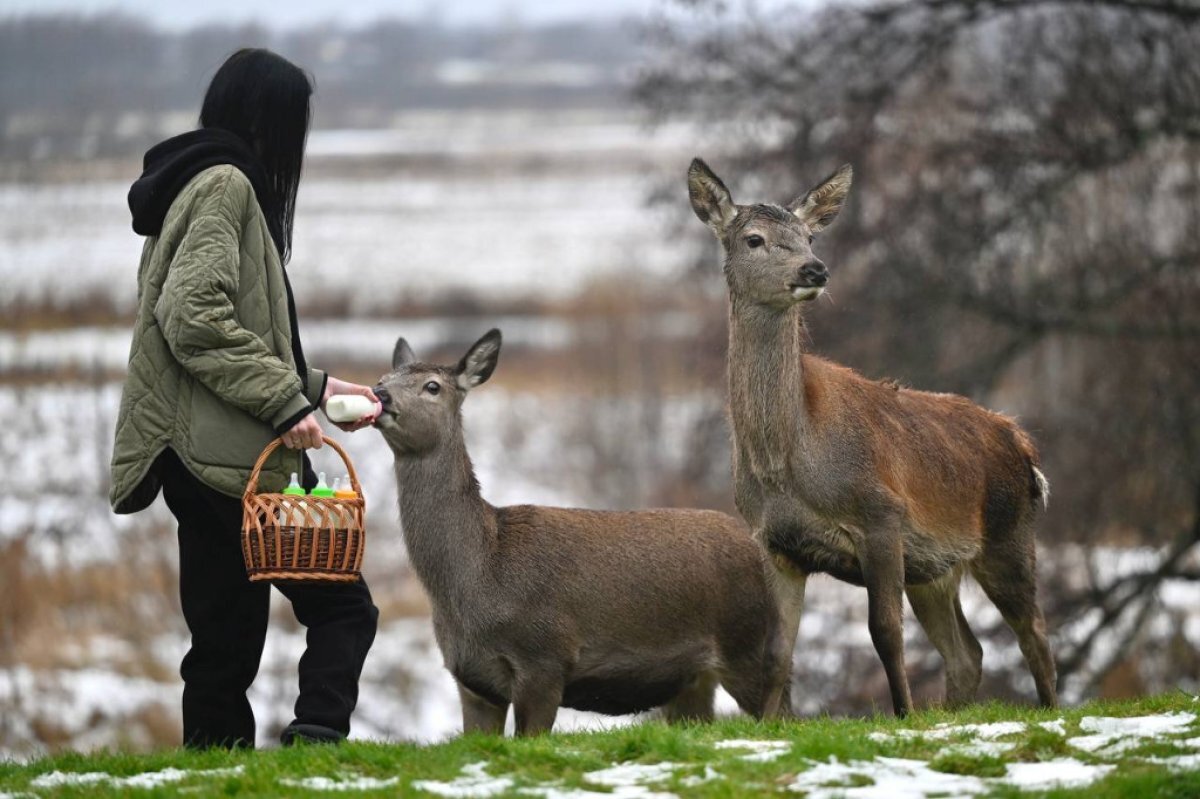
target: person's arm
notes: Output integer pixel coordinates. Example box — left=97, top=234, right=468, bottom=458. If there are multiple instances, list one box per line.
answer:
left=154, top=166, right=315, bottom=437
left=305, top=367, right=328, bottom=409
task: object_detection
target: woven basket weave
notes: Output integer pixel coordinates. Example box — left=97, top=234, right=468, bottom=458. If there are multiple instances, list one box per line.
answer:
left=241, top=436, right=366, bottom=583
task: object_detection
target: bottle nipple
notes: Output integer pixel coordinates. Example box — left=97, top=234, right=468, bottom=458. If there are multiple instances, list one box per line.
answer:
left=283, top=472, right=306, bottom=496
left=335, top=474, right=357, bottom=499
left=311, top=471, right=335, bottom=498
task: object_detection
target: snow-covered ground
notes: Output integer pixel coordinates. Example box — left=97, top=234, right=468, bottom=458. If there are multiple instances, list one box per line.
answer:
left=24, top=710, right=1200, bottom=796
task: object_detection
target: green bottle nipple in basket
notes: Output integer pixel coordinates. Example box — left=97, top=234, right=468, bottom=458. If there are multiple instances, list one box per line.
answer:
left=280, top=472, right=307, bottom=532
left=311, top=472, right=335, bottom=498
left=310, top=472, right=335, bottom=531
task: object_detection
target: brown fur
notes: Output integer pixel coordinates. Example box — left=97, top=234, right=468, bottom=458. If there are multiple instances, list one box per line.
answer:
left=374, top=330, right=790, bottom=735
left=689, top=158, right=1057, bottom=716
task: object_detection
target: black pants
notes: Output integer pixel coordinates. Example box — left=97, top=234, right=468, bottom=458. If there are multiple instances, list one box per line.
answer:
left=157, top=449, right=379, bottom=748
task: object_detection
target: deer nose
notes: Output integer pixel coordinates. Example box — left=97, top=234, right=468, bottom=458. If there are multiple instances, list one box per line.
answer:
left=800, top=260, right=828, bottom=287
left=373, top=385, right=392, bottom=407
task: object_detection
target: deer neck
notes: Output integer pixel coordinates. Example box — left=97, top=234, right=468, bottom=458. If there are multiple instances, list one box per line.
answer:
left=394, top=432, right=495, bottom=609
left=728, top=295, right=811, bottom=472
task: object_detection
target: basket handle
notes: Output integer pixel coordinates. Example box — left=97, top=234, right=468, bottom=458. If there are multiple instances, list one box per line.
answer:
left=243, top=436, right=362, bottom=500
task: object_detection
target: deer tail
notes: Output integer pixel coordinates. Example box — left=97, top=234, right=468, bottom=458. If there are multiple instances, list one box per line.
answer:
left=1014, top=427, right=1049, bottom=511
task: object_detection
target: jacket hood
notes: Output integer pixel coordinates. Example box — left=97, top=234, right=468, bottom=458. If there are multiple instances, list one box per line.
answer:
left=127, top=127, right=308, bottom=393
left=128, top=127, right=281, bottom=253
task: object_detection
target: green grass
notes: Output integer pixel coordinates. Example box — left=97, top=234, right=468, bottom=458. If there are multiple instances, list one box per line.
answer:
left=2, top=693, right=1198, bottom=797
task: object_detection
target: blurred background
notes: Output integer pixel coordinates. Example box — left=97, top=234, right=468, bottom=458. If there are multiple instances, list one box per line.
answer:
left=1, top=0, right=1198, bottom=757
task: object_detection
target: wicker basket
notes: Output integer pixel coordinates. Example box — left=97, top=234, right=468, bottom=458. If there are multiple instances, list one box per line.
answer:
left=241, top=436, right=366, bottom=583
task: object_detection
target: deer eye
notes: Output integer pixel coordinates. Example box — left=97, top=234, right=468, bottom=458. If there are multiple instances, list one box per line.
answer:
left=423, top=381, right=441, bottom=395
left=746, top=234, right=765, bottom=249
left=809, top=234, right=815, bottom=244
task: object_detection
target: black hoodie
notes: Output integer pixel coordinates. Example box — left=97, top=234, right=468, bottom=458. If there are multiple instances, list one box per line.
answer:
left=128, top=127, right=309, bottom=392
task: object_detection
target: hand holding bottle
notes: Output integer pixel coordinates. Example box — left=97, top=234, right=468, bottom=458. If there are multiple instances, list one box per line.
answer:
left=321, top=376, right=381, bottom=432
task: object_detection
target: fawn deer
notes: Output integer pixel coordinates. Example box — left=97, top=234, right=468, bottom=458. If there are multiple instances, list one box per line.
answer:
left=688, top=158, right=1057, bottom=716
left=372, top=329, right=790, bottom=735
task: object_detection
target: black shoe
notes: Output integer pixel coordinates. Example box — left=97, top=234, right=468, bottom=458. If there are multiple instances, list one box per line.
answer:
left=280, top=722, right=345, bottom=746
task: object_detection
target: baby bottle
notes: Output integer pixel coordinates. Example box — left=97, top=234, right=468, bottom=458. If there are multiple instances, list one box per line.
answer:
left=310, top=472, right=335, bottom=529
left=325, top=395, right=381, bottom=423
left=280, top=472, right=307, bottom=533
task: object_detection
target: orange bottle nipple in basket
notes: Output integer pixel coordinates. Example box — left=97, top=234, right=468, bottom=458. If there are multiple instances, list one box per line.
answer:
left=332, top=476, right=357, bottom=532
left=334, top=475, right=357, bottom=500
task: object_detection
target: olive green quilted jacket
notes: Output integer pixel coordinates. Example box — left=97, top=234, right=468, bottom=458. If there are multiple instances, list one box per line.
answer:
left=110, top=164, right=325, bottom=513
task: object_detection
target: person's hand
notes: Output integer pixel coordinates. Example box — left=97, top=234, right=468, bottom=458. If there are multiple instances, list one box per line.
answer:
left=322, top=376, right=382, bottom=433
left=282, top=412, right=324, bottom=450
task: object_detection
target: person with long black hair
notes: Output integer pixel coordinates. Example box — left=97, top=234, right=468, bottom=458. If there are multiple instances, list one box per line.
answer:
left=110, top=48, right=379, bottom=749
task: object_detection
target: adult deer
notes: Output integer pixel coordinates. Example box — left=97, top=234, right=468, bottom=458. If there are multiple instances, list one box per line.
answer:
left=373, top=329, right=790, bottom=735
left=687, top=158, right=1057, bottom=716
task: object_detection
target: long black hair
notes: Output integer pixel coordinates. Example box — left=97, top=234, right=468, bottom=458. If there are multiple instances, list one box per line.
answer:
left=200, top=48, right=312, bottom=264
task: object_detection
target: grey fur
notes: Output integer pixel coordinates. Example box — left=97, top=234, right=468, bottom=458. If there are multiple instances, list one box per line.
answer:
left=373, top=329, right=791, bottom=735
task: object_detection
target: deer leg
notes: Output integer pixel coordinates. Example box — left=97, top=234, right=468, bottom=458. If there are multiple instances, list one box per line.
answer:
left=716, top=619, right=791, bottom=721
left=458, top=683, right=508, bottom=736
left=510, top=671, right=563, bottom=736
left=859, top=528, right=912, bottom=717
left=664, top=671, right=717, bottom=723
left=907, top=568, right=982, bottom=708
left=764, top=557, right=807, bottom=716
left=971, top=541, right=1058, bottom=708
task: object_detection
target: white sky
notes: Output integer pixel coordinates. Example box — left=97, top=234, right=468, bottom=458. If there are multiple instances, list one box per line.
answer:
left=0, top=0, right=667, bottom=29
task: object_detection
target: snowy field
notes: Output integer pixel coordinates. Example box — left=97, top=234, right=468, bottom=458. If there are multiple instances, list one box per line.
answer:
left=0, top=111, right=695, bottom=316
left=2, top=110, right=1198, bottom=759
left=12, top=704, right=1200, bottom=797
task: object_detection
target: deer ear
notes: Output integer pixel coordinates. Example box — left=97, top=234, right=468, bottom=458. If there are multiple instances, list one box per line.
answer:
left=789, top=164, right=852, bottom=233
left=455, top=329, right=502, bottom=391
left=393, top=337, right=417, bottom=369
left=688, top=157, right=737, bottom=237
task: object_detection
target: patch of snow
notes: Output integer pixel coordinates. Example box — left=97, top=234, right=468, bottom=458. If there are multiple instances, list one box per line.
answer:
left=1038, top=719, right=1068, bottom=736
left=788, top=754, right=1116, bottom=798
left=1003, top=759, right=1115, bottom=789
left=583, top=762, right=681, bottom=787
left=787, top=756, right=988, bottom=798
left=678, top=766, right=720, bottom=787
left=1144, top=754, right=1200, bottom=772
left=411, top=762, right=515, bottom=798
left=30, top=766, right=243, bottom=789
left=869, top=720, right=1026, bottom=744
left=521, top=786, right=675, bottom=799
left=713, top=739, right=792, bottom=762
left=28, top=772, right=110, bottom=788
left=280, top=775, right=401, bottom=791
left=932, top=721, right=1027, bottom=740
left=1080, top=711, right=1196, bottom=736
left=1069, top=711, right=1197, bottom=754
left=941, top=740, right=1017, bottom=758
